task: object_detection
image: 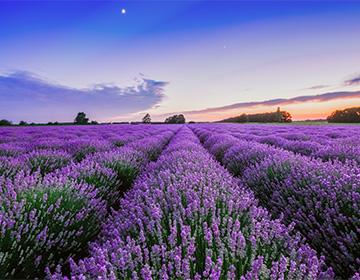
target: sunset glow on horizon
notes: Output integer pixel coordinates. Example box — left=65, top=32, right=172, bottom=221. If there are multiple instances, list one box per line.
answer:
left=156, top=97, right=360, bottom=122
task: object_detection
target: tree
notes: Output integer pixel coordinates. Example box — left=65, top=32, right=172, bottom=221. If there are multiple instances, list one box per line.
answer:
left=0, top=119, right=12, bottom=126
left=142, top=113, right=151, bottom=124
left=233, top=114, right=248, bottom=123
left=220, top=109, right=292, bottom=123
left=281, top=111, right=292, bottom=123
left=90, top=120, right=98, bottom=125
left=74, top=112, right=89, bottom=125
left=276, top=107, right=282, bottom=122
left=165, top=114, right=186, bottom=124
left=327, top=107, right=360, bottom=123
left=19, top=120, right=28, bottom=126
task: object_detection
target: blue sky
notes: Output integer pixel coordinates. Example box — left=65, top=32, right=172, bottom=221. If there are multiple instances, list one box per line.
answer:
left=1, top=1, right=360, bottom=122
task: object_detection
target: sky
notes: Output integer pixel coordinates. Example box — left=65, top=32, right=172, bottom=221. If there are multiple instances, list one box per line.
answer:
left=1, top=0, right=360, bottom=123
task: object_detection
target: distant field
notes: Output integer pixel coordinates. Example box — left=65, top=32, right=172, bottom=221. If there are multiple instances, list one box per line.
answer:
left=218, top=121, right=360, bottom=126
left=292, top=121, right=360, bottom=125
left=221, top=121, right=360, bottom=125
left=0, top=124, right=358, bottom=279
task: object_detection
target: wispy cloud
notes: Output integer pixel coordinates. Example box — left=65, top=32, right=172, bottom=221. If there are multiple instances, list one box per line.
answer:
left=161, top=90, right=360, bottom=117
left=306, top=85, right=330, bottom=90
left=345, top=75, right=360, bottom=86
left=0, top=71, right=168, bottom=122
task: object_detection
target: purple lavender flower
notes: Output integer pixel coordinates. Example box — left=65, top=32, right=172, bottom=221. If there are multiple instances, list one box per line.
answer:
left=0, top=173, right=106, bottom=279
left=192, top=123, right=359, bottom=277
left=59, top=127, right=333, bottom=279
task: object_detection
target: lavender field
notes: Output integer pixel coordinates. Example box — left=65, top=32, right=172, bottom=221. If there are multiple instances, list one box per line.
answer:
left=0, top=124, right=359, bottom=279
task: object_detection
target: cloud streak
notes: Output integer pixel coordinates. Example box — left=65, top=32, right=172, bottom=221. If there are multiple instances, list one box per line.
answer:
left=306, top=85, right=330, bottom=90
left=345, top=75, right=360, bottom=86
left=161, top=90, right=360, bottom=117
left=0, top=71, right=168, bottom=122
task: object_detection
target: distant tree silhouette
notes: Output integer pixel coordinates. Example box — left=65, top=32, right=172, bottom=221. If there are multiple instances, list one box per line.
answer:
left=19, top=120, right=28, bottom=126
left=223, top=113, right=248, bottom=123
left=276, top=107, right=282, bottom=122
left=90, top=120, right=98, bottom=125
left=74, top=112, right=89, bottom=125
left=142, top=113, right=151, bottom=124
left=165, top=114, right=185, bottom=124
left=0, top=119, right=12, bottom=126
left=281, top=111, right=292, bottom=123
left=221, top=108, right=292, bottom=123
left=327, top=107, right=360, bottom=123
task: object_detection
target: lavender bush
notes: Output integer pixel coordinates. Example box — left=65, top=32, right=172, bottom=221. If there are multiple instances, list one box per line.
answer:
left=51, top=128, right=333, bottom=279
left=192, top=124, right=360, bottom=278
left=0, top=156, right=27, bottom=178
left=192, top=123, right=360, bottom=164
left=53, top=160, right=120, bottom=208
left=243, top=155, right=360, bottom=277
left=0, top=125, right=177, bottom=278
left=223, top=142, right=287, bottom=177
left=21, top=150, right=73, bottom=175
left=1, top=123, right=359, bottom=279
left=0, top=174, right=106, bottom=278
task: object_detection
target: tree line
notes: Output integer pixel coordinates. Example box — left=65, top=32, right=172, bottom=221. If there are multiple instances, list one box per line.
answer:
left=1, top=107, right=359, bottom=126
left=0, top=112, right=98, bottom=127
left=0, top=112, right=187, bottom=126
left=142, top=113, right=186, bottom=124
left=327, top=107, right=360, bottom=123
left=220, top=107, right=292, bottom=123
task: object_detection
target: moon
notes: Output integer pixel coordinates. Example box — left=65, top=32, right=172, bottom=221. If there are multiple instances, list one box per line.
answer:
left=121, top=8, right=126, bottom=14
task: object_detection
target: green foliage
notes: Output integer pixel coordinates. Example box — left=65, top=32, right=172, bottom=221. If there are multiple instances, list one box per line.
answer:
left=77, top=168, right=120, bottom=207
left=0, top=119, right=12, bottom=126
left=27, top=154, right=71, bottom=175
left=327, top=107, right=360, bottom=123
left=165, top=114, right=186, bottom=124
left=0, top=161, right=23, bottom=178
left=221, top=108, right=292, bottom=123
left=113, top=140, right=126, bottom=147
left=223, top=113, right=248, bottom=123
left=142, top=113, right=151, bottom=124
left=74, top=112, right=89, bottom=125
left=0, top=185, right=102, bottom=279
left=105, top=160, right=139, bottom=192
left=73, top=146, right=97, bottom=162
left=245, top=160, right=293, bottom=215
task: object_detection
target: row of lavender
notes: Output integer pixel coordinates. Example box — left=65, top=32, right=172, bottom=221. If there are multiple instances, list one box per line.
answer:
left=51, top=127, right=334, bottom=279
left=0, top=125, right=176, bottom=178
left=200, top=124, right=360, bottom=164
left=0, top=124, right=171, bottom=158
left=0, top=125, right=178, bottom=278
left=190, top=125, right=360, bottom=278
